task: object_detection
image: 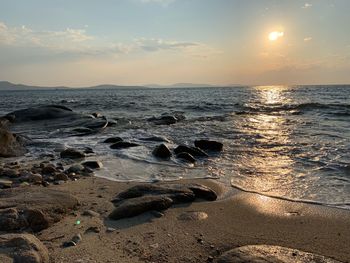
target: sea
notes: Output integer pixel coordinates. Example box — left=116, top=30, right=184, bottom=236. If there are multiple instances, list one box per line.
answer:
left=0, top=85, right=349, bottom=209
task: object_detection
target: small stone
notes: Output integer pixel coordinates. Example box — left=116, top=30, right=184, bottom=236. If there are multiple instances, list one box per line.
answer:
left=28, top=173, right=43, bottom=183
left=174, top=145, right=208, bottom=157
left=85, top=226, right=100, bottom=233
left=106, top=227, right=116, bottom=233
left=54, top=173, right=69, bottom=181
left=63, top=241, right=77, bottom=248
left=41, top=165, right=57, bottom=175
left=178, top=211, right=208, bottom=221
left=150, top=243, right=159, bottom=249
left=207, top=256, right=214, bottom=262
left=0, top=168, right=19, bottom=178
left=0, top=179, right=13, bottom=188
left=176, top=152, right=196, bottom=163
left=194, top=140, right=223, bottom=152
left=71, top=234, right=82, bottom=244
left=82, top=210, right=100, bottom=217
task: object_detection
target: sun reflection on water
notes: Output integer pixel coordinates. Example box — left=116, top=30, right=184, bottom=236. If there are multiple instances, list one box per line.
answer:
left=232, top=86, right=298, bottom=198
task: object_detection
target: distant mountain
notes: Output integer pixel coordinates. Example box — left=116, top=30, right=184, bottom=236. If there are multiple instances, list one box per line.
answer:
left=0, top=81, right=147, bottom=91
left=146, top=83, right=218, bottom=88
left=0, top=81, right=67, bottom=91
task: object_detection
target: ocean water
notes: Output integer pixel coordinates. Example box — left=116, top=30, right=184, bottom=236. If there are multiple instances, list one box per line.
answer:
left=1, top=85, right=350, bottom=208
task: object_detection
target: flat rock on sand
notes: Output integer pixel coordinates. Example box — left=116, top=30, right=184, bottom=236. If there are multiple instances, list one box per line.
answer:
left=217, top=245, right=342, bottom=263
left=0, top=187, right=78, bottom=231
left=0, top=233, right=49, bottom=263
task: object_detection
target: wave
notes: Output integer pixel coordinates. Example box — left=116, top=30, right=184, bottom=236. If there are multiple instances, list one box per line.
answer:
left=238, top=102, right=350, bottom=114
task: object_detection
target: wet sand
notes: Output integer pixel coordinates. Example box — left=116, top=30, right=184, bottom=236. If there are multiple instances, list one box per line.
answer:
left=33, top=176, right=350, bottom=263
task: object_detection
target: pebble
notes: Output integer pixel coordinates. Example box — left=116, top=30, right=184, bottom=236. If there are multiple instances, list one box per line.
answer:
left=71, top=234, right=82, bottom=244
left=82, top=210, right=100, bottom=217
left=106, top=227, right=117, bottom=233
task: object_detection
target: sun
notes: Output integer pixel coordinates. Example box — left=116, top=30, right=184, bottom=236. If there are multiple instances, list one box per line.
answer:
left=268, top=31, right=284, bottom=41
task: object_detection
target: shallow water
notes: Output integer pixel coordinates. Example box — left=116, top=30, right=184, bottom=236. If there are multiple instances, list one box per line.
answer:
left=1, top=85, right=349, bottom=208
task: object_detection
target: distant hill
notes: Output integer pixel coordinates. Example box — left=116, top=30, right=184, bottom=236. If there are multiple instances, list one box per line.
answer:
left=146, top=83, right=217, bottom=88
left=0, top=81, right=147, bottom=91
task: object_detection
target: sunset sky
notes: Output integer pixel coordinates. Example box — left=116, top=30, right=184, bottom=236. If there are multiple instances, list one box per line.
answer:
left=0, top=0, right=349, bottom=86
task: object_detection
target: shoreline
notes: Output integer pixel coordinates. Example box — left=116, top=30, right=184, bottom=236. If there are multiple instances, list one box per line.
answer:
left=1, top=175, right=348, bottom=262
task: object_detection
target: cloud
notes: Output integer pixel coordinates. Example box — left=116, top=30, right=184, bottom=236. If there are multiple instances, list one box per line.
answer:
left=304, top=37, right=312, bottom=42
left=135, top=38, right=222, bottom=57
left=0, top=22, right=220, bottom=61
left=302, top=3, right=312, bottom=9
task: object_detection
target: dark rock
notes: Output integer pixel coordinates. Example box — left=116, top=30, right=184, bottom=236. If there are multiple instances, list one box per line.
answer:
left=0, top=208, right=27, bottom=231
left=0, top=179, right=13, bottom=188
left=24, top=209, right=50, bottom=232
left=54, top=173, right=69, bottom=181
left=60, top=148, right=85, bottom=159
left=41, top=165, right=57, bottom=175
left=67, top=164, right=85, bottom=174
left=217, top=245, right=342, bottom=263
left=176, top=152, right=196, bottom=163
left=0, top=233, right=49, bottom=263
left=106, top=121, right=117, bottom=127
left=152, top=144, right=172, bottom=159
left=109, top=196, right=173, bottom=220
left=103, top=137, right=123, bottom=144
left=148, top=115, right=178, bottom=125
left=174, top=145, right=208, bottom=157
left=112, top=184, right=195, bottom=204
left=62, top=241, right=76, bottom=248
left=110, top=141, right=140, bottom=149
left=188, top=184, right=217, bottom=201
left=0, top=168, right=19, bottom=178
left=81, top=161, right=103, bottom=169
left=71, top=233, right=82, bottom=244
left=0, top=129, right=26, bottom=158
left=194, top=139, right=223, bottom=152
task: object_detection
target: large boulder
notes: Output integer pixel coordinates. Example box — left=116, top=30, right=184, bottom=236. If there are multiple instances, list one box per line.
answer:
left=217, top=245, right=342, bottom=263
left=0, top=129, right=26, bottom=157
left=0, top=233, right=49, bottom=263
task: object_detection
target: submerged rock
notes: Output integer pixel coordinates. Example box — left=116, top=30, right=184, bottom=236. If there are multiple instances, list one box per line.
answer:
left=152, top=144, right=172, bottom=159
left=109, top=195, right=173, bottom=220
left=139, top=136, right=170, bottom=143
left=148, top=115, right=178, bottom=125
left=176, top=152, right=196, bottom=163
left=194, top=139, right=223, bottom=152
left=82, top=161, right=103, bottom=169
left=174, top=145, right=208, bottom=157
left=0, top=233, right=49, bottom=263
left=110, top=141, right=140, bottom=149
left=103, top=137, right=123, bottom=144
left=60, top=148, right=85, bottom=159
left=217, top=245, right=342, bottom=263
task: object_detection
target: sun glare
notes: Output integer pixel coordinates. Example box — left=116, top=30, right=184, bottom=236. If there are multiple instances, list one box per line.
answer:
left=268, top=31, right=284, bottom=41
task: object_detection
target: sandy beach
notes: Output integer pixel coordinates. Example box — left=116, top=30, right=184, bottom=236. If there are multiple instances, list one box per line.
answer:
left=1, top=175, right=347, bottom=262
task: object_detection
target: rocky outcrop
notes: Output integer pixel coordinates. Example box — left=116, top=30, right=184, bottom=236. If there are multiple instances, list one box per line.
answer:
left=217, top=245, right=342, bottom=263
left=82, top=161, right=103, bottom=169
left=0, top=187, right=78, bottom=231
left=109, top=183, right=217, bottom=220
left=0, top=129, right=26, bottom=158
left=152, top=144, right=172, bottom=159
left=0, top=233, right=49, bottom=263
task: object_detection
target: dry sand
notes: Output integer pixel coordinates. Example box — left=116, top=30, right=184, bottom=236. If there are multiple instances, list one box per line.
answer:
left=31, top=176, right=350, bottom=263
